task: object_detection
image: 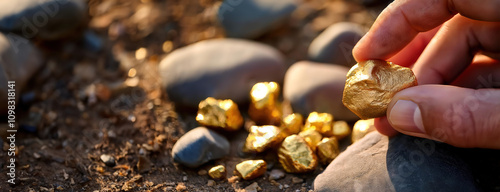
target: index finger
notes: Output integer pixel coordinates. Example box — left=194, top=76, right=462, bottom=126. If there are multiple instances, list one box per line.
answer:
left=353, top=0, right=500, bottom=62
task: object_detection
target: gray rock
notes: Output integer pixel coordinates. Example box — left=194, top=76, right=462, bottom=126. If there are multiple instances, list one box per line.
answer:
left=283, top=61, right=358, bottom=121
left=0, top=32, right=43, bottom=114
left=159, top=39, right=286, bottom=108
left=314, top=132, right=480, bottom=192
left=100, top=154, right=116, bottom=167
left=269, top=169, right=285, bottom=180
left=0, top=0, right=86, bottom=40
left=308, top=22, right=365, bottom=67
left=217, top=0, right=297, bottom=39
left=172, top=127, right=230, bottom=168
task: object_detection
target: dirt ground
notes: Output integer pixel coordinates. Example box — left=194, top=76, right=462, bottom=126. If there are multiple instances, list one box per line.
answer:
left=0, top=0, right=386, bottom=191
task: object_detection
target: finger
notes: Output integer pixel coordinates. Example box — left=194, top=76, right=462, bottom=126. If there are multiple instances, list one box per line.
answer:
left=387, top=85, right=500, bottom=149
left=353, top=0, right=500, bottom=62
left=451, top=59, right=500, bottom=88
left=412, top=16, right=500, bottom=84
left=387, top=27, right=439, bottom=67
left=374, top=116, right=399, bottom=136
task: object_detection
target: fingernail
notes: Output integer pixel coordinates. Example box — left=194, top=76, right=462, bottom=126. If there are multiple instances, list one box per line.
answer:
left=389, top=100, right=425, bottom=134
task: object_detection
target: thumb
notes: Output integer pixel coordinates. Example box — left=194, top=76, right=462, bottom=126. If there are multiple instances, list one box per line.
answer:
left=387, top=85, right=500, bottom=148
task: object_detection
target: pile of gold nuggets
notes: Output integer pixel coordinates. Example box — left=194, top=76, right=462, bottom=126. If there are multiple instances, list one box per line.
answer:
left=194, top=82, right=377, bottom=181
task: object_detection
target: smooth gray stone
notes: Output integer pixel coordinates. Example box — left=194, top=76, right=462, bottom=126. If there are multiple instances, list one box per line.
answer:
left=0, top=0, right=86, bottom=40
left=217, top=0, right=297, bottom=39
left=0, top=32, right=43, bottom=114
left=283, top=61, right=358, bottom=121
left=308, top=22, right=365, bottom=67
left=314, top=132, right=480, bottom=192
left=171, top=127, right=230, bottom=168
left=159, top=38, right=286, bottom=108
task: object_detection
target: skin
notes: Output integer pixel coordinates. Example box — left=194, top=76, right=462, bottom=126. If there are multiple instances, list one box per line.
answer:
left=352, top=0, right=500, bottom=148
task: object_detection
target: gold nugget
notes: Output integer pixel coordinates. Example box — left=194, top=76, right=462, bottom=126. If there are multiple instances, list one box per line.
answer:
left=342, top=60, right=417, bottom=119
left=303, top=112, right=334, bottom=137
left=351, top=119, right=376, bottom=143
left=196, top=97, right=243, bottom=131
left=283, top=113, right=303, bottom=134
left=208, top=165, right=226, bottom=180
left=243, top=125, right=287, bottom=153
left=248, top=82, right=282, bottom=125
left=316, top=137, right=340, bottom=165
left=298, top=129, right=322, bottom=151
left=235, top=160, right=267, bottom=180
left=332, top=121, right=351, bottom=140
left=278, top=135, right=318, bottom=173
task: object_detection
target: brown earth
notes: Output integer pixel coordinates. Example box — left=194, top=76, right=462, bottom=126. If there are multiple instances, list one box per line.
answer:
left=0, top=0, right=385, bottom=191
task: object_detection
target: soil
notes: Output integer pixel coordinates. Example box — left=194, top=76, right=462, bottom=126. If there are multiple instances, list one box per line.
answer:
left=0, top=0, right=386, bottom=191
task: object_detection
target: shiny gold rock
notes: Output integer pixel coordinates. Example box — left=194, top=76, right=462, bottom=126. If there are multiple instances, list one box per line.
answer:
left=196, top=97, right=243, bottom=131
left=332, top=121, right=351, bottom=140
left=248, top=82, right=282, bottom=125
left=303, top=112, right=334, bottom=137
left=282, top=113, right=303, bottom=134
left=342, top=60, right=418, bottom=119
left=235, top=160, right=267, bottom=180
left=243, top=125, right=287, bottom=153
left=208, top=165, right=226, bottom=180
left=351, top=119, right=376, bottom=143
left=316, top=137, right=340, bottom=165
left=278, top=135, right=318, bottom=173
left=298, top=129, right=322, bottom=151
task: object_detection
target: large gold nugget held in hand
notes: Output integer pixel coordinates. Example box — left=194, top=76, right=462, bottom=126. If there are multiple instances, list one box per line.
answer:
left=316, top=137, right=340, bottom=165
left=249, top=82, right=282, bottom=125
left=208, top=165, right=226, bottom=180
left=342, top=60, right=418, bottom=119
left=196, top=97, right=243, bottom=131
left=278, top=135, right=318, bottom=173
left=351, top=119, right=376, bottom=143
left=243, top=125, right=287, bottom=153
left=235, top=160, right=267, bottom=180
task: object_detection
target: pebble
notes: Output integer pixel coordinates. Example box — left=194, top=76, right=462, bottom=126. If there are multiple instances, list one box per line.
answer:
left=0, top=0, right=87, bottom=40
left=269, top=169, right=285, bottom=180
left=100, top=154, right=115, bottom=167
left=283, top=61, right=358, bottom=122
left=292, top=177, right=304, bottom=184
left=314, top=132, right=480, bottom=191
left=244, top=182, right=261, bottom=192
left=308, top=22, right=365, bottom=67
left=137, top=156, right=151, bottom=173
left=0, top=32, right=43, bottom=115
left=217, top=0, right=297, bottom=39
left=171, top=127, right=230, bottom=168
left=176, top=183, right=187, bottom=191
left=182, top=176, right=188, bottom=181
left=159, top=39, right=285, bottom=108
left=207, top=180, right=216, bottom=187
left=197, top=170, right=207, bottom=176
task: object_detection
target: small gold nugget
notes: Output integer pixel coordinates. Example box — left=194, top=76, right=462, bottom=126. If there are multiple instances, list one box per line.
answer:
left=208, top=165, right=226, bottom=180
left=196, top=97, right=243, bottom=131
left=303, top=112, right=334, bottom=137
left=332, top=121, right=351, bottom=140
left=278, top=135, right=318, bottom=173
left=235, top=160, right=267, bottom=180
left=243, top=125, right=287, bottom=153
left=316, top=137, right=340, bottom=165
left=342, top=60, right=417, bottom=119
left=351, top=119, right=376, bottom=143
left=283, top=113, right=303, bottom=134
left=249, top=82, right=282, bottom=125
left=298, top=129, right=322, bottom=151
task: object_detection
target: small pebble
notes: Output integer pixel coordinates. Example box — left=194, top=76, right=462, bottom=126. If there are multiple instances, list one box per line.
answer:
left=227, top=176, right=239, bottom=183
left=176, top=183, right=187, bottom=191
left=284, top=184, right=290, bottom=188
left=269, top=169, right=285, bottom=180
left=292, top=177, right=304, bottom=184
left=197, top=170, right=208, bottom=176
left=182, top=176, right=188, bottom=181
left=100, top=154, right=116, bottom=167
left=207, top=180, right=216, bottom=187
left=244, top=182, right=261, bottom=192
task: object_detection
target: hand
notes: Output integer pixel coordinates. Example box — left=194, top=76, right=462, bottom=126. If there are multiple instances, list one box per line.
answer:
left=352, top=0, right=500, bottom=148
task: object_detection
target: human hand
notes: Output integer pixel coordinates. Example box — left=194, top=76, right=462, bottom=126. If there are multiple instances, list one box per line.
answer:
left=352, top=0, right=500, bottom=148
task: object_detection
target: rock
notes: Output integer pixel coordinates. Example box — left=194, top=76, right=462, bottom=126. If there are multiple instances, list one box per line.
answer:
left=269, top=169, right=285, bottom=180
left=0, top=0, right=87, bottom=40
left=207, top=180, right=216, bottom=187
left=292, top=176, right=304, bottom=184
left=100, top=154, right=116, bottom=167
left=217, top=0, right=297, bottom=39
left=137, top=156, right=151, bottom=173
left=308, top=22, right=365, bottom=67
left=0, top=32, right=43, bottom=114
left=244, top=182, right=261, bottom=192
left=159, top=39, right=286, bottom=108
left=314, top=132, right=480, bottom=191
left=171, top=127, right=230, bottom=168
left=283, top=61, right=358, bottom=122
